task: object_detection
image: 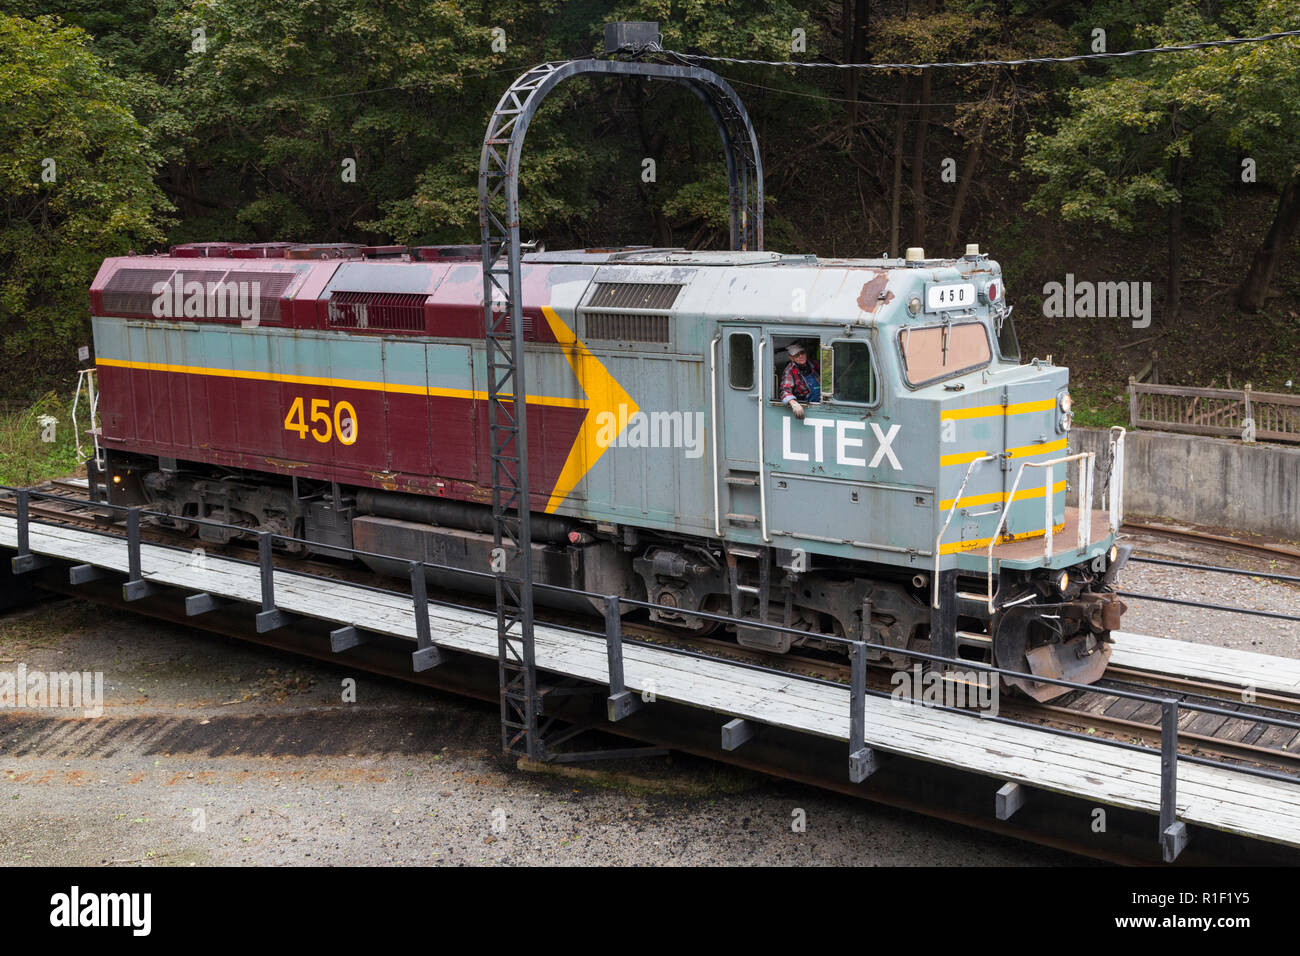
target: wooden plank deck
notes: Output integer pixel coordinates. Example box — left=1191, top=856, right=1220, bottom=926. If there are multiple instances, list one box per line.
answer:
left=1111, top=631, right=1300, bottom=696
left=4, top=513, right=1300, bottom=848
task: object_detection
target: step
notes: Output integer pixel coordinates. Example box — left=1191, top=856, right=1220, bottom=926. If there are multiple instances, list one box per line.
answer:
left=955, top=629, right=993, bottom=647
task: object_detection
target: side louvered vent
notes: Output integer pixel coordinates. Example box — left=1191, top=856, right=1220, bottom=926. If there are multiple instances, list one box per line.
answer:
left=102, top=268, right=299, bottom=323
left=100, top=268, right=179, bottom=317
left=582, top=282, right=682, bottom=344
left=234, top=271, right=297, bottom=323
left=328, top=291, right=428, bottom=332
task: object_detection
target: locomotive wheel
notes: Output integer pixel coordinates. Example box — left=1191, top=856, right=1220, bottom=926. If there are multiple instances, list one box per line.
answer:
left=993, top=602, right=1111, bottom=703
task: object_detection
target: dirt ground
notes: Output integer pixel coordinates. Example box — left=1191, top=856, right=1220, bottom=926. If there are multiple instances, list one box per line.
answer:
left=0, top=600, right=1080, bottom=866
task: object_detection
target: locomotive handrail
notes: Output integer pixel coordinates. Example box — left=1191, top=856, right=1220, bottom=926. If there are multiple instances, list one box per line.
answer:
left=757, top=335, right=770, bottom=542
left=1107, top=426, right=1126, bottom=533
left=709, top=332, right=722, bottom=537
left=931, top=453, right=998, bottom=609
left=984, top=450, right=1094, bottom=614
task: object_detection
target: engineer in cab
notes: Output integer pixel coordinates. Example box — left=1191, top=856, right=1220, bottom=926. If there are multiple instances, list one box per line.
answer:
left=778, top=341, right=821, bottom=419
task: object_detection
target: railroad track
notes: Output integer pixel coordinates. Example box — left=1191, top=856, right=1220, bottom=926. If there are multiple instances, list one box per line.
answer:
left=1123, top=519, right=1300, bottom=566
left=5, top=478, right=1300, bottom=777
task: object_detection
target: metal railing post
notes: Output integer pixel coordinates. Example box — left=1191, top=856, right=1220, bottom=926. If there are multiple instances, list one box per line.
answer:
left=1160, top=698, right=1188, bottom=861
left=11, top=487, right=51, bottom=574
left=16, top=488, right=30, bottom=558
left=254, top=531, right=287, bottom=632
left=848, top=640, right=878, bottom=782
left=127, top=507, right=143, bottom=582
left=605, top=595, right=639, bottom=721
left=121, top=506, right=158, bottom=601
left=410, top=561, right=443, bottom=671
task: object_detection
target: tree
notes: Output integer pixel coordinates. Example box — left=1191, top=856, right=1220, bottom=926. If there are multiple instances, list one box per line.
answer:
left=1024, top=1, right=1300, bottom=315
left=0, top=14, right=170, bottom=397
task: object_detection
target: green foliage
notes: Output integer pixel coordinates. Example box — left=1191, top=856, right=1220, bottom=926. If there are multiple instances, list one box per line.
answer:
left=0, top=14, right=170, bottom=398
left=0, top=392, right=84, bottom=485
left=1024, top=1, right=1300, bottom=232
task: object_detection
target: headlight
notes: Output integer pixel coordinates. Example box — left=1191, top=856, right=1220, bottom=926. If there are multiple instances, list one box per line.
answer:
left=1108, top=545, right=1118, bottom=564
left=1054, top=570, right=1070, bottom=591
left=1058, top=392, right=1073, bottom=414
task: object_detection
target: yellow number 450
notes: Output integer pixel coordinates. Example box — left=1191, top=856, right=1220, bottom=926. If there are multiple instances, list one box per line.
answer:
left=284, top=396, right=358, bottom=445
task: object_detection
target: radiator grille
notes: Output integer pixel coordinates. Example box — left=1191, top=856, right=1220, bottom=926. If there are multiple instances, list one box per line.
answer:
left=101, top=268, right=298, bottom=323
left=584, top=312, right=671, bottom=343
left=100, top=267, right=226, bottom=318
left=328, top=291, right=429, bottom=331
left=588, top=282, right=683, bottom=311
left=582, top=282, right=681, bottom=343
left=232, top=271, right=297, bottom=323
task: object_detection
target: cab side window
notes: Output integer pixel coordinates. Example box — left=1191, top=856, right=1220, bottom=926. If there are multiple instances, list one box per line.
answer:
left=830, top=341, right=878, bottom=405
left=728, top=332, right=754, bottom=389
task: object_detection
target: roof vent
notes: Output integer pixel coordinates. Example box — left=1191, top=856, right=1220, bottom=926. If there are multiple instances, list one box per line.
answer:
left=285, top=243, right=362, bottom=260
left=170, top=242, right=236, bottom=258
left=412, top=245, right=479, bottom=262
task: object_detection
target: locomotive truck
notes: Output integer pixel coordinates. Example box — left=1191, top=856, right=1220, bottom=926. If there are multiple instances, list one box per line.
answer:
left=89, top=239, right=1128, bottom=701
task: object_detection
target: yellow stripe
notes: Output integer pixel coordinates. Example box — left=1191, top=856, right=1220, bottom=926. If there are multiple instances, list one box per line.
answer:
left=1007, top=437, right=1067, bottom=459
left=938, top=479, right=1066, bottom=512
left=939, top=522, right=1066, bottom=555
left=940, top=398, right=1055, bottom=422
left=96, top=357, right=587, bottom=409
left=941, top=437, right=1067, bottom=467
left=939, top=449, right=989, bottom=467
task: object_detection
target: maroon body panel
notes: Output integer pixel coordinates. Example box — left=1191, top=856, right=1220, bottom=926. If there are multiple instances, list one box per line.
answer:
left=92, top=248, right=592, bottom=512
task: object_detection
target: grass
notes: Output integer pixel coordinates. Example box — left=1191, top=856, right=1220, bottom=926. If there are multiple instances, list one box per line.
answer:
left=0, top=392, right=86, bottom=487
left=1070, top=385, right=1129, bottom=429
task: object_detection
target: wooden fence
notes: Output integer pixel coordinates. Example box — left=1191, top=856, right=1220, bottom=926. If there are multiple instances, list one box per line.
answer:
left=1128, top=379, right=1300, bottom=443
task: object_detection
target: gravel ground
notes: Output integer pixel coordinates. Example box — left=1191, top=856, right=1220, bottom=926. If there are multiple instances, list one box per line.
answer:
left=1117, top=533, right=1300, bottom=656
left=0, top=601, right=1072, bottom=866
left=0, top=531, right=1295, bottom=867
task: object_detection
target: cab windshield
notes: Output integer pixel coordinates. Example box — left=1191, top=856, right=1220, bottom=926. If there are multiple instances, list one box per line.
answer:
left=898, top=321, right=992, bottom=387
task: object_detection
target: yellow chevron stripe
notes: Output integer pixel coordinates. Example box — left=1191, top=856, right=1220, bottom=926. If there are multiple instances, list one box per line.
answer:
left=539, top=306, right=638, bottom=514
left=95, top=357, right=587, bottom=409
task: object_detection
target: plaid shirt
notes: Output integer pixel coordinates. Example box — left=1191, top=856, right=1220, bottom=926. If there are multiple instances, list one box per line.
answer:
left=779, top=359, right=821, bottom=405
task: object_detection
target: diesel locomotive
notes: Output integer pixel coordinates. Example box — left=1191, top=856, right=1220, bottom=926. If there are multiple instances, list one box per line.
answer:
left=89, top=240, right=1128, bottom=701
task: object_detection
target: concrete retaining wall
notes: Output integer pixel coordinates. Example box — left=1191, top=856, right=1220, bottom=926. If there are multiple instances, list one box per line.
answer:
left=1067, top=427, right=1300, bottom=540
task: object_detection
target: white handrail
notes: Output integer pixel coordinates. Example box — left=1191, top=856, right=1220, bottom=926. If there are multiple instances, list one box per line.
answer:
left=71, top=367, right=101, bottom=466
left=1108, top=426, right=1126, bottom=533
left=757, top=335, right=770, bottom=542
left=932, top=453, right=997, bottom=609
left=709, top=333, right=721, bottom=537
left=985, top=450, right=1093, bottom=612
